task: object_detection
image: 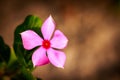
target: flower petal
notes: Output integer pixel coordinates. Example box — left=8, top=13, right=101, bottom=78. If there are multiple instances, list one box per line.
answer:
left=32, top=47, right=49, bottom=67
left=47, top=48, right=66, bottom=68
left=41, top=15, right=55, bottom=40
left=50, top=30, right=68, bottom=49
left=20, top=30, right=43, bottom=50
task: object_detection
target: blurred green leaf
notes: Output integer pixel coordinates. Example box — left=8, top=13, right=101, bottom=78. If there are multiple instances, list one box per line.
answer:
left=11, top=66, right=37, bottom=80
left=6, top=48, right=19, bottom=75
left=0, top=36, right=10, bottom=63
left=13, top=15, right=42, bottom=68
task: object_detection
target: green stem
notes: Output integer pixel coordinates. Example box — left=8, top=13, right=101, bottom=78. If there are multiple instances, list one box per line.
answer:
left=8, top=47, right=17, bottom=67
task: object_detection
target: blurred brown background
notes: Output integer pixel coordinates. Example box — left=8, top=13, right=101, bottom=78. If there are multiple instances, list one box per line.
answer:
left=0, top=0, right=120, bottom=80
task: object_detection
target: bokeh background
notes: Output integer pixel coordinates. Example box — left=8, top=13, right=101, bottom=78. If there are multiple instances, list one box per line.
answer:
left=0, top=0, right=120, bottom=80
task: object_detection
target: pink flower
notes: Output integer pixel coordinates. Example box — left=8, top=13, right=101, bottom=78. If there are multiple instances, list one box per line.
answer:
left=20, top=15, right=68, bottom=68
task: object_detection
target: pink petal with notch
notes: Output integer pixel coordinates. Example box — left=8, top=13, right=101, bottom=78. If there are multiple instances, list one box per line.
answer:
left=47, top=48, right=66, bottom=68
left=51, top=30, right=68, bottom=49
left=41, top=15, right=55, bottom=40
left=20, top=30, right=43, bottom=50
left=32, top=47, right=49, bottom=67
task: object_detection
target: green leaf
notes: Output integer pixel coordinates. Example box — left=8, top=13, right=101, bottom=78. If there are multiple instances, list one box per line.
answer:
left=13, top=15, right=42, bottom=68
left=0, top=36, right=10, bottom=63
left=11, top=66, right=37, bottom=80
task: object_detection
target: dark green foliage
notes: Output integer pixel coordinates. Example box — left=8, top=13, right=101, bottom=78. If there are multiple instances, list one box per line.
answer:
left=0, top=36, right=10, bottom=63
left=13, top=15, right=42, bottom=67
left=13, top=15, right=42, bottom=80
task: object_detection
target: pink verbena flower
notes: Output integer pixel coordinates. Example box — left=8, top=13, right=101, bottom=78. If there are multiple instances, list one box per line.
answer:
left=20, top=15, right=68, bottom=68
